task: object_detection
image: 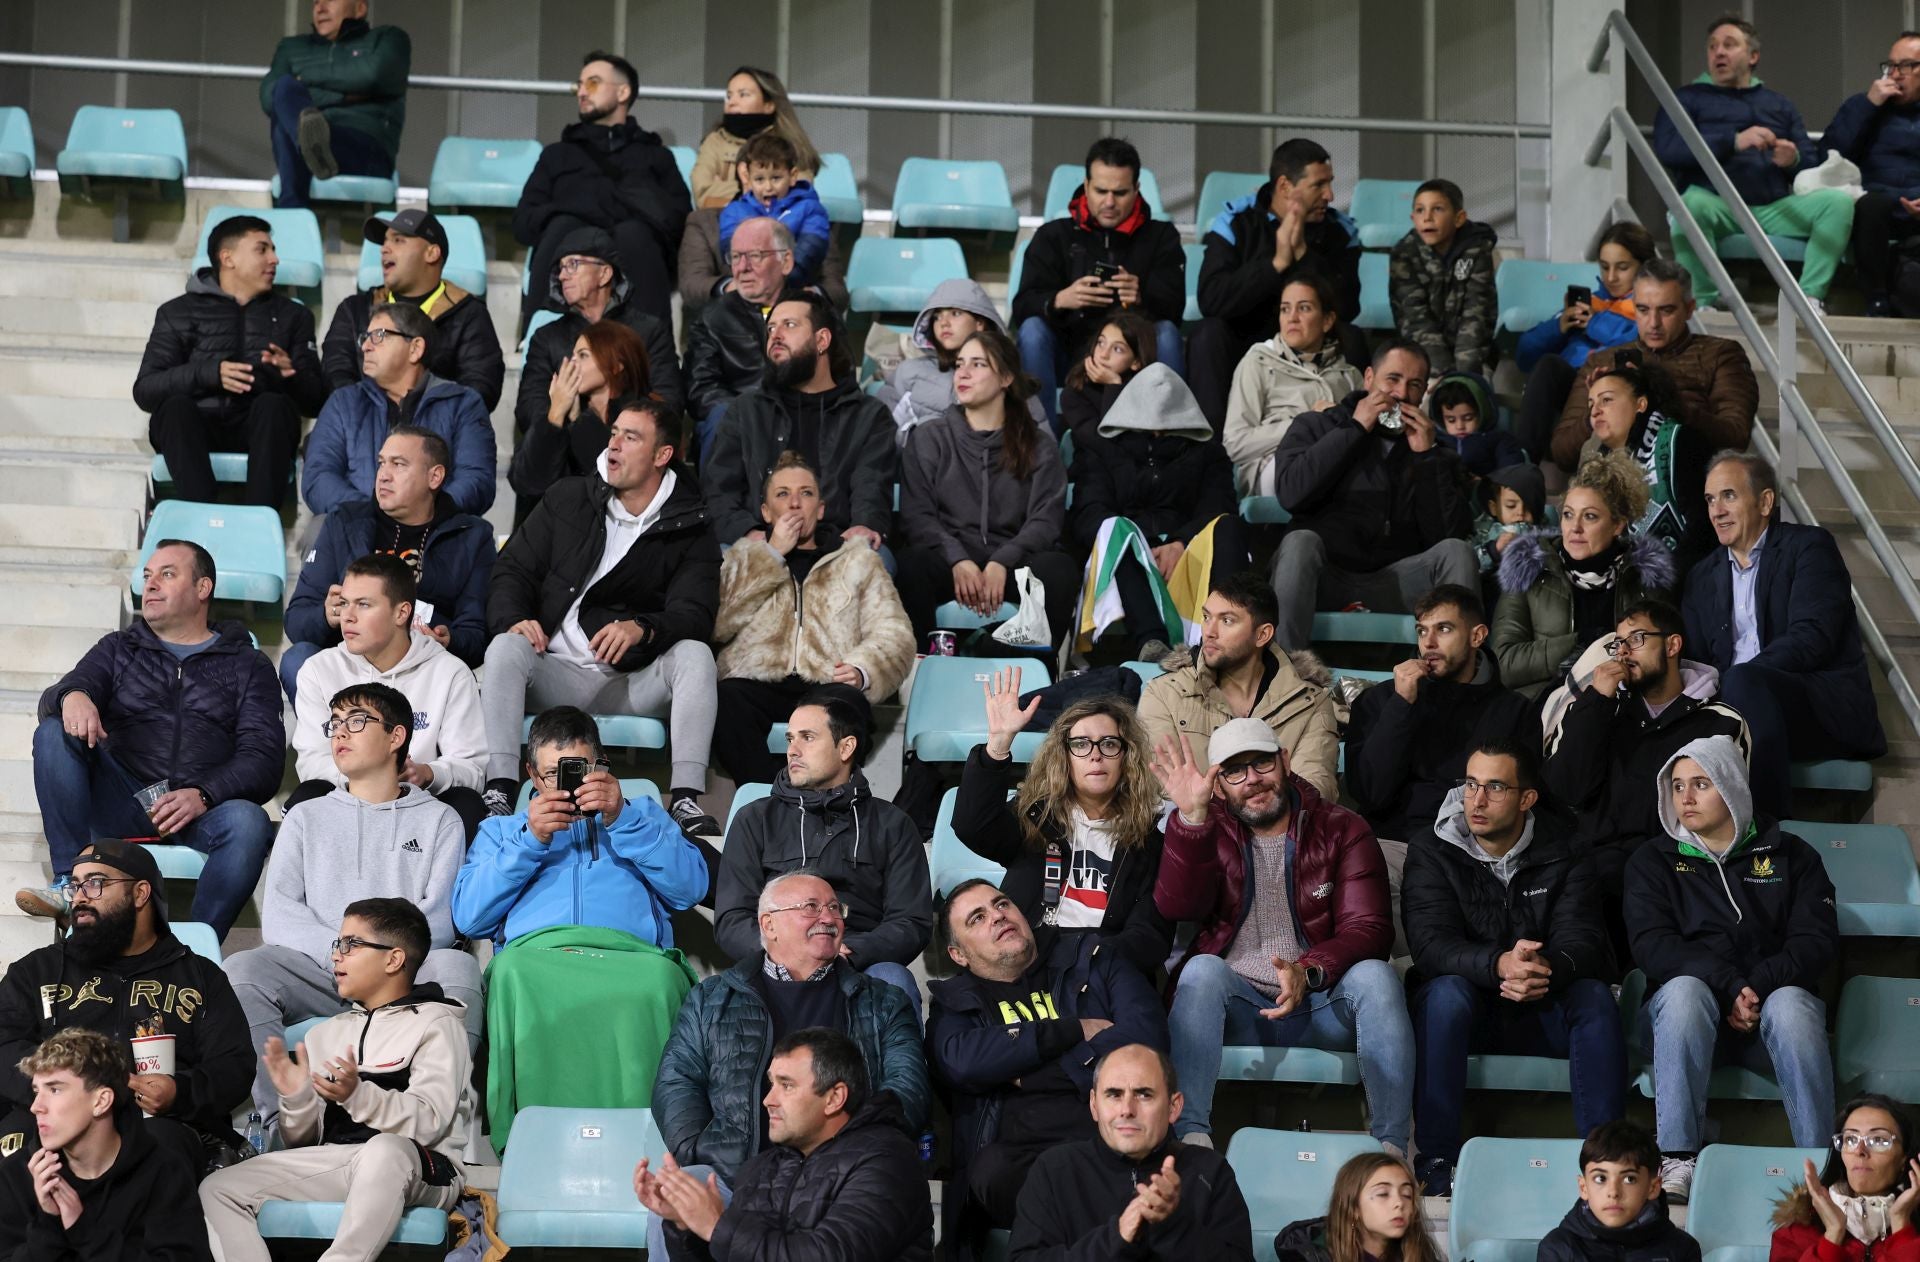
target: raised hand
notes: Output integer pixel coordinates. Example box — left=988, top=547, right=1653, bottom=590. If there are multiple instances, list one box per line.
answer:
left=263, top=1036, right=309, bottom=1099
left=1806, top=1158, right=1848, bottom=1243
left=1151, top=731, right=1219, bottom=825
left=982, top=667, right=1040, bottom=760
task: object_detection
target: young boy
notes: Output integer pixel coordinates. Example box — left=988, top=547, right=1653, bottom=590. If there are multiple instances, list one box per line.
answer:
left=1388, top=178, right=1499, bottom=374
left=1473, top=462, right=1544, bottom=573
left=1430, top=372, right=1526, bottom=476
left=718, top=131, right=830, bottom=286
left=200, top=899, right=473, bottom=1262
left=0, top=1028, right=213, bottom=1260
left=224, top=681, right=481, bottom=1125
left=1537, top=1120, right=1701, bottom=1262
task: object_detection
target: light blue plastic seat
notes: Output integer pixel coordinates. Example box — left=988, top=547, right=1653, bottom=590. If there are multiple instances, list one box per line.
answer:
left=1450, top=1137, right=1588, bottom=1262
left=356, top=211, right=489, bottom=295
left=1196, top=171, right=1265, bottom=231
left=1634, top=1060, right=1782, bottom=1102
left=495, top=1106, right=664, bottom=1247
left=669, top=145, right=696, bottom=194
left=1790, top=759, right=1873, bottom=792
left=0, top=107, right=33, bottom=192
left=148, top=844, right=208, bottom=881
left=1007, top=234, right=1030, bottom=302
left=1354, top=251, right=1393, bottom=330
left=150, top=453, right=253, bottom=486
left=172, top=921, right=221, bottom=963
left=1783, top=819, right=1920, bottom=937
left=892, top=158, right=1018, bottom=235
left=1239, top=496, right=1291, bottom=524
left=1217, top=1045, right=1359, bottom=1085
left=1183, top=241, right=1204, bottom=321
left=933, top=600, right=1019, bottom=630
left=906, top=656, right=1050, bottom=764
left=1495, top=259, right=1595, bottom=336
left=259, top=1201, right=447, bottom=1247
left=846, top=236, right=968, bottom=313
left=428, top=137, right=544, bottom=210
left=269, top=170, right=399, bottom=209
left=132, top=502, right=286, bottom=604
left=1227, top=1129, right=1382, bottom=1262
left=1689, top=1143, right=1828, bottom=1262
left=814, top=152, right=864, bottom=225
left=190, top=205, right=325, bottom=289
left=1122, top=661, right=1165, bottom=684
left=518, top=713, right=666, bottom=751
left=55, top=106, right=187, bottom=193
left=1311, top=610, right=1415, bottom=644
left=284, top=1015, right=328, bottom=1047
left=514, top=777, right=662, bottom=812
left=726, top=782, right=773, bottom=833
left=931, top=786, right=1008, bottom=895
left=1836, top=974, right=1920, bottom=1098
left=1350, top=179, right=1421, bottom=249
left=765, top=722, right=788, bottom=755
left=520, top=307, right=562, bottom=355
left=1039, top=163, right=1164, bottom=220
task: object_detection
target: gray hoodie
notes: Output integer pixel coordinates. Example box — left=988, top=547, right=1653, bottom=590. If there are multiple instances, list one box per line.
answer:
left=898, top=407, right=1069, bottom=569
left=877, top=278, right=1045, bottom=435
left=264, top=787, right=465, bottom=965
left=1656, top=734, right=1754, bottom=852
left=1095, top=362, right=1213, bottom=442
left=1431, top=782, right=1537, bottom=887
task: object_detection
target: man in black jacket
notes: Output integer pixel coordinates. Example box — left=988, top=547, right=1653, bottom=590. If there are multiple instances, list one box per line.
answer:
left=1267, top=341, right=1477, bottom=651
left=638, top=1028, right=933, bottom=1262
left=1402, top=742, right=1623, bottom=1197
left=1189, top=138, right=1364, bottom=429
left=1009, top=1043, right=1253, bottom=1262
left=480, top=398, right=724, bottom=838
left=514, top=50, right=689, bottom=329
left=28, top=541, right=282, bottom=939
left=322, top=209, right=504, bottom=410
left=134, top=214, right=326, bottom=506
left=686, top=217, right=797, bottom=455
left=703, top=291, right=896, bottom=549
left=1012, top=137, right=1187, bottom=429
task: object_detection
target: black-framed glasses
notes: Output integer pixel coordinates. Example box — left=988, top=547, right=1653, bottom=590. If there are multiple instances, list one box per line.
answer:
left=69, top=876, right=138, bottom=900
left=1882, top=61, right=1920, bottom=76
left=1066, top=735, right=1127, bottom=759
left=1220, top=753, right=1279, bottom=784
left=532, top=758, right=612, bottom=787
left=1834, top=1131, right=1900, bottom=1153
left=765, top=899, right=849, bottom=921
left=1606, top=629, right=1659, bottom=656
left=1456, top=778, right=1517, bottom=801
left=360, top=328, right=414, bottom=348
left=321, top=711, right=382, bottom=738
left=330, top=936, right=396, bottom=957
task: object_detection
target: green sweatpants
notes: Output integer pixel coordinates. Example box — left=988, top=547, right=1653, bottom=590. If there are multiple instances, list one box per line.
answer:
left=1672, top=184, right=1854, bottom=303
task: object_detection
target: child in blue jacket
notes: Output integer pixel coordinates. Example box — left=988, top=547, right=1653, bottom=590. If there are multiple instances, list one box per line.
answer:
left=718, top=131, right=831, bottom=286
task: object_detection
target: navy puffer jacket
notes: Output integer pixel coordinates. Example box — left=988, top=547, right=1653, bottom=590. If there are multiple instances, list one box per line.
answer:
left=1654, top=76, right=1815, bottom=207
left=1821, top=93, right=1920, bottom=198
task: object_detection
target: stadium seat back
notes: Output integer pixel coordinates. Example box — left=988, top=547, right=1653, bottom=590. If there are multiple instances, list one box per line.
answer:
left=270, top=171, right=399, bottom=208
left=1782, top=820, right=1920, bottom=937
left=669, top=145, right=696, bottom=194
left=1495, top=259, right=1593, bottom=337
left=258, top=1202, right=447, bottom=1245
left=814, top=152, right=864, bottom=224
left=931, top=786, right=1008, bottom=895
left=520, top=308, right=562, bottom=355
left=1350, top=179, right=1421, bottom=249
left=132, top=501, right=287, bottom=605
left=1355, top=251, right=1393, bottom=330
left=355, top=210, right=489, bottom=295
left=0, top=107, right=33, bottom=182
left=1450, top=1136, right=1587, bottom=1262
left=1040, top=163, right=1164, bottom=220
left=191, top=205, right=326, bottom=290
left=1689, top=1143, right=1827, bottom=1262
left=727, top=782, right=773, bottom=833
left=428, top=137, right=544, bottom=209
left=1008, top=235, right=1030, bottom=302
left=1227, top=1128, right=1383, bottom=1262
left=519, top=713, right=667, bottom=751
left=1836, top=974, right=1920, bottom=1098
left=846, top=236, right=969, bottom=313
left=1184, top=241, right=1204, bottom=321
left=892, top=158, right=1019, bottom=233
left=56, top=106, right=188, bottom=188
left=905, top=656, right=1051, bottom=764
left=1196, top=171, right=1265, bottom=232
left=172, top=921, right=221, bottom=963
left=496, top=1106, right=664, bottom=1246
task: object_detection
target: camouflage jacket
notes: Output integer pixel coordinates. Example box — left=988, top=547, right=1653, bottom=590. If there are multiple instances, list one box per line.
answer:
left=1387, top=220, right=1499, bottom=375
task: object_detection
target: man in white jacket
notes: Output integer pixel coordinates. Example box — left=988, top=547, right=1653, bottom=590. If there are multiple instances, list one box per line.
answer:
left=289, top=552, right=489, bottom=839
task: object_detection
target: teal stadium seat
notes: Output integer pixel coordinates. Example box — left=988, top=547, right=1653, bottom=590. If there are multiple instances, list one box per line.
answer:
left=1239, top=496, right=1291, bottom=525
left=1311, top=611, right=1416, bottom=644
left=0, top=108, right=33, bottom=196
left=1836, top=975, right=1920, bottom=1098
left=931, top=786, right=1008, bottom=895
left=149, top=844, right=208, bottom=882
left=1040, top=163, right=1163, bottom=220
left=172, top=921, right=221, bottom=963
left=55, top=106, right=187, bottom=197
left=1227, top=1129, right=1383, bottom=1262
left=520, top=308, right=561, bottom=355
left=1450, top=1137, right=1587, bottom=1262
left=519, top=714, right=666, bottom=751
left=1782, top=820, right=1920, bottom=937
left=669, top=145, right=696, bottom=193
left=1197, top=171, right=1265, bottom=230
left=1121, top=661, right=1165, bottom=684
left=1008, top=235, right=1029, bottom=303
left=356, top=211, right=489, bottom=295
left=906, top=656, right=1050, bottom=764
left=934, top=600, right=1018, bottom=630
left=1218, top=1044, right=1360, bottom=1086
left=891, top=158, right=1019, bottom=235
left=284, top=1015, right=327, bottom=1048
left=847, top=236, right=968, bottom=313
left=495, top=1106, right=664, bottom=1247
left=1635, top=1060, right=1782, bottom=1103
left=514, top=777, right=663, bottom=812
left=133, top=502, right=286, bottom=604
left=191, top=205, right=325, bottom=290
left=1689, top=1144, right=1827, bottom=1262
left=814, top=152, right=864, bottom=225
left=1496, top=259, right=1593, bottom=337
left=1184, top=241, right=1204, bottom=322
left=428, top=137, right=544, bottom=209
left=1350, top=179, right=1421, bottom=249
left=269, top=171, right=399, bottom=210
left=258, top=1201, right=447, bottom=1248
left=727, top=782, right=772, bottom=831
left=150, top=453, right=253, bottom=487
left=1790, top=760, right=1873, bottom=792
left=1355, top=252, right=1393, bottom=331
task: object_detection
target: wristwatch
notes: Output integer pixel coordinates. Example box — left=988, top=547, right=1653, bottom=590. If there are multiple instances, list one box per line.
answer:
left=181, top=786, right=213, bottom=809
left=1302, top=963, right=1326, bottom=992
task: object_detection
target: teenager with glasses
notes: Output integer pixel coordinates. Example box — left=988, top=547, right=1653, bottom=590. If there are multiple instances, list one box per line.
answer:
left=1774, top=1095, right=1920, bottom=1262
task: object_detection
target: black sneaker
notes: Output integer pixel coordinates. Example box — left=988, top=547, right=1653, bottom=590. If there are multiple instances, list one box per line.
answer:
left=668, top=795, right=722, bottom=840
left=481, top=787, right=515, bottom=818
left=1415, top=1154, right=1454, bottom=1198
left=296, top=108, right=338, bottom=180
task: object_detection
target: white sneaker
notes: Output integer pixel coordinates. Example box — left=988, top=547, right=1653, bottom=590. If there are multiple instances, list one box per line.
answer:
left=1805, top=296, right=1827, bottom=317
left=1660, top=1155, right=1696, bottom=1203
left=1180, top=1132, right=1214, bottom=1150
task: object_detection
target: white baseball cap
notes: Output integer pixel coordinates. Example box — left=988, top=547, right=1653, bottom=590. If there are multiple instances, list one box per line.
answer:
left=1207, top=718, right=1281, bottom=767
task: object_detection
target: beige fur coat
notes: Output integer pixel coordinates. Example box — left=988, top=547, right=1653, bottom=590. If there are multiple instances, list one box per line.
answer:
left=714, top=536, right=916, bottom=701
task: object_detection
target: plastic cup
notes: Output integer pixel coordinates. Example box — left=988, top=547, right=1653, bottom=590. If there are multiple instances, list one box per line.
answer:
left=130, top=1034, right=175, bottom=1076
left=135, top=779, right=171, bottom=839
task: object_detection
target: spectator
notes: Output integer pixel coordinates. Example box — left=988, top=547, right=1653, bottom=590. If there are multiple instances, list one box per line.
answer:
left=232, top=679, right=480, bottom=1127
left=481, top=399, right=725, bottom=836
left=926, top=879, right=1167, bottom=1236
left=685, top=217, right=795, bottom=451
left=1387, top=179, right=1498, bottom=376
left=1137, top=571, right=1342, bottom=803
left=679, top=198, right=849, bottom=317
left=201, top=900, right=472, bottom=1261
left=1151, top=720, right=1408, bottom=1154
left=1470, top=462, right=1543, bottom=576
left=1515, top=222, right=1657, bottom=458
left=875, top=279, right=1048, bottom=439
left=1575, top=358, right=1714, bottom=565
left=284, top=427, right=493, bottom=692
left=323, top=210, right=504, bottom=410
left=1771, top=1096, right=1920, bottom=1262
left=1493, top=453, right=1677, bottom=696
left=957, top=670, right=1172, bottom=978
left=1428, top=373, right=1525, bottom=477
left=1008, top=1043, right=1255, bottom=1262
left=1057, top=310, right=1156, bottom=435
left=1654, top=15, right=1853, bottom=315
left=0, top=839, right=254, bottom=1169
left=1190, top=138, right=1364, bottom=431
left=1549, top=260, right=1759, bottom=474
left=1012, top=137, right=1187, bottom=427
left=1066, top=365, right=1251, bottom=660
left=511, top=321, right=655, bottom=506
left=689, top=66, right=821, bottom=209
left=1223, top=274, right=1365, bottom=496
left=1823, top=35, right=1920, bottom=317
left=514, top=50, right=689, bottom=328
left=639, top=1028, right=933, bottom=1262
left=718, top=132, right=830, bottom=288
left=1537, top=1122, right=1703, bottom=1262
left=1402, top=742, right=1623, bottom=1196
left=1625, top=736, right=1838, bottom=1201
left=302, top=303, right=496, bottom=516
left=1272, top=1153, right=1437, bottom=1262
left=259, top=0, right=408, bottom=210
left=135, top=214, right=325, bottom=507
left=286, top=556, right=489, bottom=838
left=702, top=291, right=896, bottom=548
left=26, top=541, right=281, bottom=939
left=0, top=1028, right=213, bottom=1261
left=1268, top=340, right=1477, bottom=652
left=650, top=871, right=930, bottom=1262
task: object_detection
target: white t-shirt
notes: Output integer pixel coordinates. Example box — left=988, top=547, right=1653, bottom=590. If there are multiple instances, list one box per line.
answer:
left=1054, top=807, right=1118, bottom=929
left=548, top=470, right=678, bottom=670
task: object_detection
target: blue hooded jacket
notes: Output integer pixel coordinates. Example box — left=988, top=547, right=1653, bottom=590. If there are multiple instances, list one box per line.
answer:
left=1821, top=92, right=1920, bottom=201
left=718, top=180, right=831, bottom=284
left=1653, top=75, right=1814, bottom=207
left=302, top=372, right=497, bottom=516
left=1515, top=273, right=1639, bottom=372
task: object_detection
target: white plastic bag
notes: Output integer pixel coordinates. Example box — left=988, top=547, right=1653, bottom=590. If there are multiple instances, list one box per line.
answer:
left=991, top=566, right=1052, bottom=648
left=1793, top=150, right=1865, bottom=201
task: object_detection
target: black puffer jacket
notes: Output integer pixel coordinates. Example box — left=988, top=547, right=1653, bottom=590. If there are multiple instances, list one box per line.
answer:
left=1197, top=187, right=1362, bottom=343
left=702, top=376, right=898, bottom=543
left=686, top=290, right=784, bottom=418
left=511, top=118, right=690, bottom=252
left=486, top=471, right=719, bottom=671
left=1010, top=190, right=1186, bottom=350
left=321, top=282, right=505, bottom=410
left=133, top=270, right=326, bottom=420
left=1010, top=1135, right=1253, bottom=1262
left=1537, top=1201, right=1704, bottom=1262
left=38, top=621, right=284, bottom=806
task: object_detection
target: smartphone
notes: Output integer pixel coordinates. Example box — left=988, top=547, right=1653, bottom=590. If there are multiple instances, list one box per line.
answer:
left=1565, top=284, right=1592, bottom=308
left=1091, top=259, right=1119, bottom=283
left=555, top=756, right=589, bottom=810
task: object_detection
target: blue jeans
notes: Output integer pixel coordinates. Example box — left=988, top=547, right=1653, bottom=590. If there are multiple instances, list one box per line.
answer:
left=1638, top=975, right=1834, bottom=1152
left=1016, top=316, right=1187, bottom=430
left=1168, top=953, right=1413, bottom=1149
left=864, top=961, right=923, bottom=1030
left=645, top=1166, right=732, bottom=1259
left=278, top=640, right=323, bottom=704
left=31, top=719, right=272, bottom=938
left=1411, top=975, right=1626, bottom=1165
left=266, top=75, right=393, bottom=209
left=696, top=400, right=732, bottom=465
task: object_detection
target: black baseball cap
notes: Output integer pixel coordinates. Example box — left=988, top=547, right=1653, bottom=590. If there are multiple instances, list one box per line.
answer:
left=364, top=208, right=449, bottom=254
left=74, top=838, right=168, bottom=923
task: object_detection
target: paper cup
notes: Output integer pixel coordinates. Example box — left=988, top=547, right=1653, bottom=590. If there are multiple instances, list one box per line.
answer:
left=130, top=1034, right=175, bottom=1077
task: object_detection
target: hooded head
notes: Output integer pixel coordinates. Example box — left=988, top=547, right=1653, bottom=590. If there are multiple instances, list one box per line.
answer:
left=1095, top=363, right=1212, bottom=442
left=1657, top=735, right=1753, bottom=852
left=909, top=279, right=1008, bottom=363
left=1481, top=462, right=1545, bottom=526
left=549, top=226, right=627, bottom=310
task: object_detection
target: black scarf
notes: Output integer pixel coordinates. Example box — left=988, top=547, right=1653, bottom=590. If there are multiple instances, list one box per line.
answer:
left=1560, top=538, right=1627, bottom=643
left=722, top=112, right=775, bottom=139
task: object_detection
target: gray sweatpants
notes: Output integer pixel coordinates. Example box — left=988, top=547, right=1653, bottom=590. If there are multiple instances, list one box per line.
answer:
left=480, top=633, right=716, bottom=792
left=224, top=943, right=484, bottom=1121
left=1268, top=529, right=1478, bottom=651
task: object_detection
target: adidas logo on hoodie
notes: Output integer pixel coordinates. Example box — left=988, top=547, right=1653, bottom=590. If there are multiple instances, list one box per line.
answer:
left=401, top=839, right=423, bottom=854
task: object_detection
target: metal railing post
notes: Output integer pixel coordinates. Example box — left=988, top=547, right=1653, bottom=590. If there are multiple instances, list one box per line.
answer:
left=1777, top=299, right=1798, bottom=483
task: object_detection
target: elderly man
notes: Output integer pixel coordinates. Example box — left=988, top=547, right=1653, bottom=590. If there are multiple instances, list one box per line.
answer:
left=686, top=217, right=797, bottom=455
left=259, top=0, right=409, bottom=210
left=1823, top=31, right=1920, bottom=315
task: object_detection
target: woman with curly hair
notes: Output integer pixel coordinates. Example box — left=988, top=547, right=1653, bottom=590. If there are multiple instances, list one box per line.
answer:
left=1772, top=1094, right=1920, bottom=1262
left=949, top=666, right=1171, bottom=976
left=1275, top=1151, right=1440, bottom=1262
left=689, top=66, right=821, bottom=207
left=1493, top=450, right=1677, bottom=695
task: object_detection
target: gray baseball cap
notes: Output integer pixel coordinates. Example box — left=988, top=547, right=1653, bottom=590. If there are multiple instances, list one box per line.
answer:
left=1207, top=717, right=1281, bottom=767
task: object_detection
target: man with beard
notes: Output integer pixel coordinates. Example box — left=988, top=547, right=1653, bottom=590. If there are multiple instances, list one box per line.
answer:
left=0, top=840, right=254, bottom=1171
left=702, top=290, right=896, bottom=553
left=685, top=217, right=797, bottom=456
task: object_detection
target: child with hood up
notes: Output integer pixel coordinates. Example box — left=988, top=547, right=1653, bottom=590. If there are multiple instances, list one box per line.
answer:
left=1473, top=461, right=1546, bottom=574
left=872, top=278, right=1046, bottom=439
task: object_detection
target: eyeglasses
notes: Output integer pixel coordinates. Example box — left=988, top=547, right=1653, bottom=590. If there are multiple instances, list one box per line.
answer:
left=730, top=249, right=788, bottom=268
left=322, top=712, right=382, bottom=738
left=1606, top=629, right=1660, bottom=656
left=557, top=256, right=606, bottom=274
left=1220, top=753, right=1280, bottom=784
left=1834, top=1131, right=1901, bottom=1153
left=330, top=936, right=396, bottom=957
left=360, top=328, right=414, bottom=347
left=1456, top=778, right=1518, bottom=801
left=532, top=758, right=612, bottom=787
left=765, top=900, right=849, bottom=921
left=1882, top=61, right=1920, bottom=76
left=1066, top=735, right=1127, bottom=759
left=571, top=75, right=608, bottom=93
left=69, top=875, right=138, bottom=900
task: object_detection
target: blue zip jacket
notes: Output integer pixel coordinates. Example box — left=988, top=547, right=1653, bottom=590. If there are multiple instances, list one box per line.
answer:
left=1653, top=74, right=1813, bottom=207
left=718, top=180, right=831, bottom=284
left=451, top=795, right=710, bottom=947
left=1515, top=274, right=1639, bottom=372
left=302, top=372, right=498, bottom=517
left=1821, top=92, right=1920, bottom=201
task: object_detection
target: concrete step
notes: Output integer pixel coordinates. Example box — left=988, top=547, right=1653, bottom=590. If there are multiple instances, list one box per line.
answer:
left=0, top=567, right=126, bottom=630
left=0, top=916, right=60, bottom=975
left=0, top=452, right=149, bottom=510
left=0, top=252, right=195, bottom=309
left=0, top=357, right=140, bottom=406
left=0, top=861, right=53, bottom=913
left=0, top=504, right=140, bottom=553
left=0, top=627, right=117, bottom=678
left=0, top=294, right=167, bottom=343
left=0, top=673, right=64, bottom=697
left=0, top=759, right=34, bottom=816
left=0, top=395, right=146, bottom=445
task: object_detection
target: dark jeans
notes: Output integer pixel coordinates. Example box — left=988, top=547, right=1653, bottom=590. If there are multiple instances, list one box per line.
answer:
left=266, top=75, right=393, bottom=209
left=713, top=675, right=814, bottom=785
left=284, top=778, right=488, bottom=844
left=1718, top=661, right=1885, bottom=820
left=1188, top=317, right=1369, bottom=435
left=891, top=547, right=1083, bottom=649
left=1017, top=316, right=1187, bottom=432
left=1850, top=189, right=1920, bottom=302
left=1410, top=974, right=1627, bottom=1166
left=1111, top=513, right=1252, bottom=655
left=1518, top=353, right=1577, bottom=468
left=524, top=212, right=674, bottom=328
left=31, top=720, right=272, bottom=939
left=147, top=393, right=300, bottom=507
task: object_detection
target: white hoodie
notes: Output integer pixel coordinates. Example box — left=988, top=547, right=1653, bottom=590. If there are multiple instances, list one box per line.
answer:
left=293, top=630, right=487, bottom=792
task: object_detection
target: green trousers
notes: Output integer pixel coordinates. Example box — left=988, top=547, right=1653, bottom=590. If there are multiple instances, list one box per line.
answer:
left=1672, top=184, right=1855, bottom=302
